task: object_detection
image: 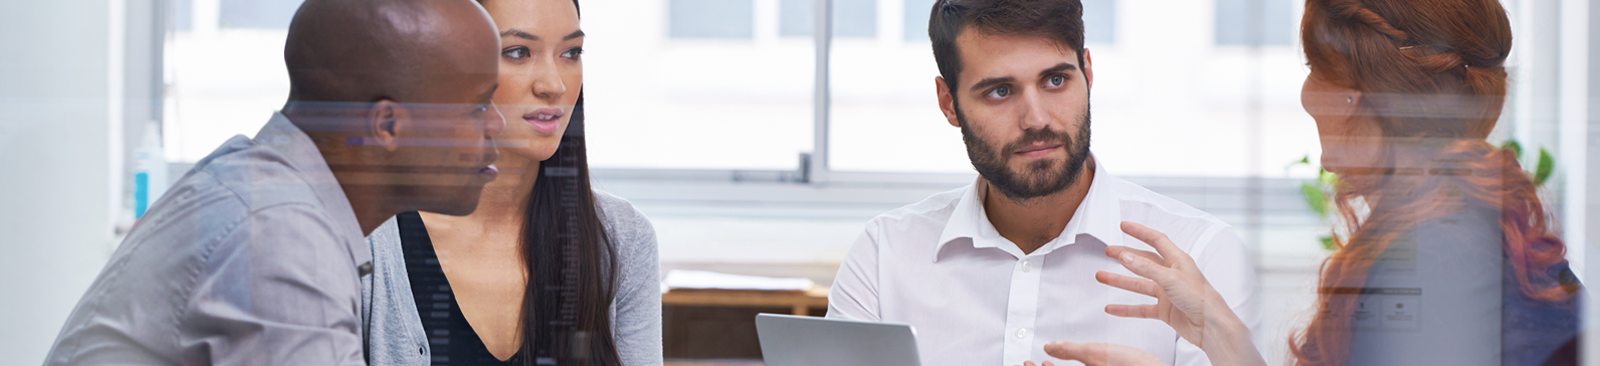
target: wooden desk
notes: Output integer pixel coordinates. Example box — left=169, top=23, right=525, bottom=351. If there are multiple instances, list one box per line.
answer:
left=661, top=287, right=830, bottom=316
left=660, top=287, right=830, bottom=363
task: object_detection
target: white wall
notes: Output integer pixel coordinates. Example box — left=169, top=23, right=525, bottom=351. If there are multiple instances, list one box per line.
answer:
left=0, top=0, right=122, bottom=364
left=1580, top=0, right=1600, bottom=363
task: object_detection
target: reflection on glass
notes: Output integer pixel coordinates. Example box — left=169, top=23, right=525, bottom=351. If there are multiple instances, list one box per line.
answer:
left=2, top=0, right=1591, bottom=365
left=1027, top=0, right=1582, bottom=366
left=1292, top=0, right=1581, bottom=364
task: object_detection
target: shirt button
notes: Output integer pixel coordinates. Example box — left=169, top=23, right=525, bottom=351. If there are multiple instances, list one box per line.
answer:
left=1016, top=328, right=1029, bottom=339
left=1020, top=259, right=1033, bottom=272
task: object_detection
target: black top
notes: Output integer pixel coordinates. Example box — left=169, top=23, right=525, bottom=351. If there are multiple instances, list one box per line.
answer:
left=398, top=211, right=525, bottom=366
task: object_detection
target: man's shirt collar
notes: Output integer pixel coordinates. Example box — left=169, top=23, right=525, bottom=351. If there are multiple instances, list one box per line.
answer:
left=935, top=155, right=1122, bottom=262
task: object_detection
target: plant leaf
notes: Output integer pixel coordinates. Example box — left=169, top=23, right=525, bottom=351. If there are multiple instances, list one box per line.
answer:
left=1320, top=236, right=1338, bottom=251
left=1500, top=139, right=1523, bottom=161
left=1301, top=182, right=1328, bottom=218
left=1535, top=147, right=1555, bottom=187
left=1319, top=169, right=1339, bottom=186
left=1287, top=155, right=1311, bottom=172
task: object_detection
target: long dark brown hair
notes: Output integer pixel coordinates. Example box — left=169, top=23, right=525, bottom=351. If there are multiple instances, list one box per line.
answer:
left=1291, top=0, right=1578, bottom=364
left=521, top=91, right=621, bottom=365
left=495, top=0, right=623, bottom=364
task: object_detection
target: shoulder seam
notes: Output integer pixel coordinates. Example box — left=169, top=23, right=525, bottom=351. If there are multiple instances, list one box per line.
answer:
left=171, top=192, right=253, bottom=349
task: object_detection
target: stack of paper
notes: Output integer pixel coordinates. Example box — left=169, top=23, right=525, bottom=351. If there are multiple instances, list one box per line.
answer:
left=662, top=270, right=816, bottom=292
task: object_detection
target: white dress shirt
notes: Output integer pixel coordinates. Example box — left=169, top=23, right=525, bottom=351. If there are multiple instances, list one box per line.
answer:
left=827, top=158, right=1260, bottom=366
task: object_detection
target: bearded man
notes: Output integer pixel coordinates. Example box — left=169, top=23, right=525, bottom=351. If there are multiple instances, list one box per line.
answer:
left=824, top=1, right=1260, bottom=365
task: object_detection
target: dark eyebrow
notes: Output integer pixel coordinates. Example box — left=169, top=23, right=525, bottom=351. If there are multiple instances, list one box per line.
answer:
left=968, top=76, right=1016, bottom=93
left=499, top=29, right=586, bottom=42
left=1039, top=62, right=1078, bottom=77
left=967, top=63, right=1080, bottom=93
left=500, top=29, right=538, bottom=41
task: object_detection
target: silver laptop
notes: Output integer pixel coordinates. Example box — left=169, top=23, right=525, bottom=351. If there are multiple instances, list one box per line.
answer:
left=755, top=314, right=922, bottom=366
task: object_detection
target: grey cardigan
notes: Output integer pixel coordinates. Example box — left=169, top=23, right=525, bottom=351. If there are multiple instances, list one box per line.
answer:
left=361, top=190, right=663, bottom=366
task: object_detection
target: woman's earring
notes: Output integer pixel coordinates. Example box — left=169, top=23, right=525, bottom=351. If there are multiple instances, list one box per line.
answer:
left=1346, top=96, right=1353, bottom=103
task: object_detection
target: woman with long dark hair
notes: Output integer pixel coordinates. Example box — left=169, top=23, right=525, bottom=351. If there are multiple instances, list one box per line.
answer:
left=1029, top=0, right=1579, bottom=365
left=362, top=0, right=661, bottom=365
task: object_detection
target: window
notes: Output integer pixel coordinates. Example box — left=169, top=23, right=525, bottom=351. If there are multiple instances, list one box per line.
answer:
left=147, top=0, right=1581, bottom=276
left=173, top=0, right=193, bottom=31
left=587, top=0, right=814, bottom=170
left=779, top=0, right=877, bottom=38
left=668, top=0, right=755, bottom=39
left=219, top=0, right=302, bottom=29
left=904, top=0, right=1115, bottom=43
left=163, top=0, right=294, bottom=163
left=1083, top=0, right=1116, bottom=44
left=834, top=0, right=1316, bottom=176
left=903, top=0, right=937, bottom=42
left=828, top=7, right=962, bottom=172
left=1215, top=0, right=1295, bottom=46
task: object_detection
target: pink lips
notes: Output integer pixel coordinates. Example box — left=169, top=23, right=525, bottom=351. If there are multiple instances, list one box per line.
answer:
left=523, top=108, right=564, bottom=134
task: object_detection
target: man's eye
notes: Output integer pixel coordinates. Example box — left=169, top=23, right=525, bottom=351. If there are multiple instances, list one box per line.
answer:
left=1047, top=75, right=1066, bottom=87
left=503, top=46, right=529, bottom=60
left=986, top=86, right=1011, bottom=99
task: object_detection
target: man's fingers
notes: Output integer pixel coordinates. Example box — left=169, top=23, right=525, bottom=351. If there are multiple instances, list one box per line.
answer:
left=1115, top=249, right=1178, bottom=285
left=1096, top=271, right=1159, bottom=297
left=1105, top=304, right=1160, bottom=319
left=1119, top=221, right=1194, bottom=265
left=1044, top=341, right=1166, bottom=366
left=1106, top=245, right=1164, bottom=266
left=1043, top=341, right=1110, bottom=366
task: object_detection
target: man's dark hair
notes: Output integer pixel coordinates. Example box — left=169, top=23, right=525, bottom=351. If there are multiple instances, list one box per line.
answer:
left=929, top=0, right=1087, bottom=94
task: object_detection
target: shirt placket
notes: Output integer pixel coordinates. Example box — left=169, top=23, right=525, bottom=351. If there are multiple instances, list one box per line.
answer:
left=1002, top=253, right=1044, bottom=366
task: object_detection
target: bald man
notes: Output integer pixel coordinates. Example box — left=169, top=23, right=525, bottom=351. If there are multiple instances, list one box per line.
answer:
left=43, top=0, right=503, bottom=364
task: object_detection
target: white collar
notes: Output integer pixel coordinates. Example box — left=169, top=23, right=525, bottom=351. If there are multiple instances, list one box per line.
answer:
left=935, top=155, right=1123, bottom=261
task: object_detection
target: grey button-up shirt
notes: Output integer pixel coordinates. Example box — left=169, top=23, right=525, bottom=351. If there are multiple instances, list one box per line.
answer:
left=46, top=113, right=373, bottom=365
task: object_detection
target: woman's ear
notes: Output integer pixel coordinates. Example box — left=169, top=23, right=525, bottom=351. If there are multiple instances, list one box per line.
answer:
left=1331, top=90, right=1379, bottom=142
left=936, top=76, right=961, bottom=128
left=1302, top=73, right=1365, bottom=122
left=1346, top=92, right=1383, bottom=137
left=366, top=99, right=410, bottom=153
left=1341, top=90, right=1364, bottom=118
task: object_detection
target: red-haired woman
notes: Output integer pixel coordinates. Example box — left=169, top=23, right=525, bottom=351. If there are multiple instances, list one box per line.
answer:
left=1029, top=0, right=1581, bottom=365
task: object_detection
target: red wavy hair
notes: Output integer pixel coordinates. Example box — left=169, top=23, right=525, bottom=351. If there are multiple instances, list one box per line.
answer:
left=1291, top=0, right=1579, bottom=365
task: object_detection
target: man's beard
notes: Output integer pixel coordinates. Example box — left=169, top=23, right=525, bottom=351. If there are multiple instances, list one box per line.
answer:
left=958, top=104, right=1092, bottom=202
